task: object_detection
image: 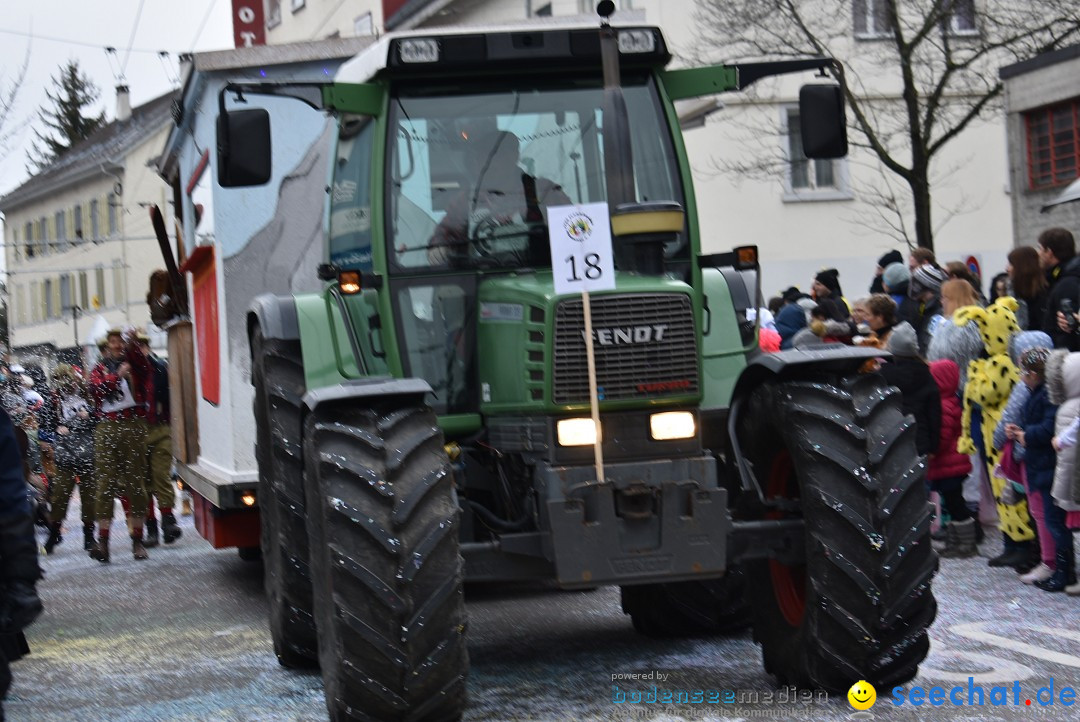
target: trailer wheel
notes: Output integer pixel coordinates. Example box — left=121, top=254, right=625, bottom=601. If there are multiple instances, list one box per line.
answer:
left=620, top=568, right=750, bottom=636
left=740, top=373, right=937, bottom=693
left=304, top=400, right=468, bottom=722
left=252, top=330, right=318, bottom=668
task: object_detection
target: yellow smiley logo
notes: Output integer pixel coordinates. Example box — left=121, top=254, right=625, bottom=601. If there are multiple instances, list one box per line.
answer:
left=847, top=680, right=877, bottom=710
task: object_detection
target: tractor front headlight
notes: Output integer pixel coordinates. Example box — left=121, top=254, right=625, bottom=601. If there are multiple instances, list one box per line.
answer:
left=650, top=411, right=696, bottom=441
left=557, top=418, right=598, bottom=446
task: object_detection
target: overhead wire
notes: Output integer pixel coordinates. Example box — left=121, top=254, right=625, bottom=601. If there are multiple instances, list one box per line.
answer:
left=188, top=0, right=220, bottom=54
left=119, top=0, right=147, bottom=80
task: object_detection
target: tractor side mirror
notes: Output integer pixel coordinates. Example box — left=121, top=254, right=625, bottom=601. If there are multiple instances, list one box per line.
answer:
left=217, top=109, right=272, bottom=187
left=799, top=84, right=848, bottom=159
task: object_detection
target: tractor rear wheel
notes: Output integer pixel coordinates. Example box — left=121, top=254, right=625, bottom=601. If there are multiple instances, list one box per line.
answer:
left=620, top=568, right=750, bottom=636
left=740, top=373, right=937, bottom=692
left=252, top=330, right=318, bottom=668
left=304, top=400, right=468, bottom=722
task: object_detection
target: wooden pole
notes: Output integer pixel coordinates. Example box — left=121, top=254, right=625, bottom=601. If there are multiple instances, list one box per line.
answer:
left=581, top=289, right=604, bottom=483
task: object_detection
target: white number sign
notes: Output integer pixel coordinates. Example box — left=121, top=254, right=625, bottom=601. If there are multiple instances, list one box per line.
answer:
left=548, top=203, right=616, bottom=295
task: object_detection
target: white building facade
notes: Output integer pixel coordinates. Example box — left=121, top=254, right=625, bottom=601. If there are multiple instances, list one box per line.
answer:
left=0, top=90, right=176, bottom=368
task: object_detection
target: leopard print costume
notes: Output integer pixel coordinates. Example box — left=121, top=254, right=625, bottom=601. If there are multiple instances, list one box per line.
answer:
left=955, top=297, right=1034, bottom=542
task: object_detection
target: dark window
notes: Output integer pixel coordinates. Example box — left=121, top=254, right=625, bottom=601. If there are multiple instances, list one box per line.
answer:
left=787, top=108, right=838, bottom=190
left=55, top=211, right=68, bottom=251
left=944, top=0, right=977, bottom=34
left=1026, top=99, right=1080, bottom=190
left=535, top=3, right=552, bottom=16
left=25, top=222, right=34, bottom=258
left=74, top=204, right=83, bottom=242
left=90, top=199, right=100, bottom=240
left=853, top=0, right=893, bottom=38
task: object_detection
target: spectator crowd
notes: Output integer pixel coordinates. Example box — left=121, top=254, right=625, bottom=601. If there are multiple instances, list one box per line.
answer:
left=757, top=226, right=1080, bottom=595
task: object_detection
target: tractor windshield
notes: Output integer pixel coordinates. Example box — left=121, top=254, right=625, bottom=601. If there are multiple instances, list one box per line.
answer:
left=385, top=75, right=684, bottom=273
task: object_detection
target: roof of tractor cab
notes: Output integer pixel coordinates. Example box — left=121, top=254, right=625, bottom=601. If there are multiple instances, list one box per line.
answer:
left=335, top=22, right=671, bottom=85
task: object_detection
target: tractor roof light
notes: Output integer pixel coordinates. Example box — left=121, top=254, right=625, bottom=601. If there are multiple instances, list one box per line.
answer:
left=618, top=29, right=656, bottom=54
left=399, top=38, right=439, bottom=64
left=338, top=270, right=362, bottom=295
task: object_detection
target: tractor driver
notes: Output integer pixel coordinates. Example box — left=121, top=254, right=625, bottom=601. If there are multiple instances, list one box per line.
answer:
left=427, top=129, right=570, bottom=266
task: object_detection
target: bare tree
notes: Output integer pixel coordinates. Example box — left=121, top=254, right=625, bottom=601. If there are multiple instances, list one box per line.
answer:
left=692, top=0, right=1080, bottom=252
left=0, top=46, right=29, bottom=164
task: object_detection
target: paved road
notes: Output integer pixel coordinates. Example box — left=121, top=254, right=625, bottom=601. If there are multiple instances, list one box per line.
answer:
left=9, top=513, right=1080, bottom=721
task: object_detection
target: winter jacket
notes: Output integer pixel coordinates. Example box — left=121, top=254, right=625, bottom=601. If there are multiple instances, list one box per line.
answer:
left=914, top=296, right=944, bottom=357
left=992, top=330, right=1054, bottom=458
left=879, top=355, right=942, bottom=457
left=1019, top=383, right=1058, bottom=491
left=1042, top=257, right=1080, bottom=351
left=928, top=360, right=971, bottom=483
left=40, top=388, right=96, bottom=472
left=1047, top=350, right=1080, bottom=511
left=1015, top=288, right=1048, bottom=332
left=0, top=407, right=44, bottom=666
left=775, top=303, right=807, bottom=350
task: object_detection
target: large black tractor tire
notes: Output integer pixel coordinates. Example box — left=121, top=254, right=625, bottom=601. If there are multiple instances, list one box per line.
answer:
left=739, top=373, right=937, bottom=693
left=304, top=400, right=468, bottom=722
left=620, top=567, right=751, bottom=637
left=252, top=330, right=319, bottom=668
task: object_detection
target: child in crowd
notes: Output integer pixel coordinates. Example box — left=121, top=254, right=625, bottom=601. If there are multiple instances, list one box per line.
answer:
left=992, top=331, right=1054, bottom=579
left=1049, top=350, right=1080, bottom=595
left=1022, top=349, right=1073, bottom=592
left=929, top=358, right=975, bottom=557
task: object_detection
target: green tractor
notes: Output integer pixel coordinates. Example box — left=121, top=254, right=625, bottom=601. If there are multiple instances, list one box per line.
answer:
left=219, top=14, right=936, bottom=722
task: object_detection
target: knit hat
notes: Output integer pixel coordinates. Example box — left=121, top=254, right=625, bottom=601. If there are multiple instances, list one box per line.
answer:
left=1008, top=330, right=1053, bottom=366
left=909, top=265, right=947, bottom=298
left=782, top=286, right=803, bottom=304
left=877, top=249, right=903, bottom=268
left=886, top=321, right=919, bottom=357
left=815, top=268, right=842, bottom=295
left=881, top=262, right=910, bottom=292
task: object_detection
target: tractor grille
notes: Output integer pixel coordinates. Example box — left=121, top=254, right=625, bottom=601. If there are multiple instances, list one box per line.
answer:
left=552, top=293, right=698, bottom=404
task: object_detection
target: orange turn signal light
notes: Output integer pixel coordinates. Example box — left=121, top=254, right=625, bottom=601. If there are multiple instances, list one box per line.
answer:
left=735, top=246, right=758, bottom=269
left=339, top=271, right=362, bottom=295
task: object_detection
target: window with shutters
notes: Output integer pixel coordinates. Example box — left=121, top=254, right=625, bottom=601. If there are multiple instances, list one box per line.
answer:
left=107, top=193, right=118, bottom=235
left=79, top=271, right=89, bottom=310
left=55, top=210, right=68, bottom=252
left=24, top=222, right=34, bottom=258
left=44, top=278, right=55, bottom=319
left=90, top=199, right=100, bottom=241
left=60, top=274, right=72, bottom=312
left=853, top=0, right=893, bottom=39
left=74, top=204, right=84, bottom=242
left=1026, top=98, right=1079, bottom=190
left=39, top=216, right=49, bottom=255
left=266, top=0, right=281, bottom=28
left=95, top=267, right=106, bottom=308
left=12, top=228, right=19, bottom=261
left=782, top=106, right=852, bottom=201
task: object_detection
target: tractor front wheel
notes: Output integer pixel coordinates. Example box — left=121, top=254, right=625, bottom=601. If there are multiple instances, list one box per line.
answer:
left=304, top=399, right=468, bottom=722
left=740, top=373, right=937, bottom=693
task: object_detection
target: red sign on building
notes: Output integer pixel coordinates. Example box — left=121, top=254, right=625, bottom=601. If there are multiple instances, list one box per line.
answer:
left=232, top=0, right=266, bottom=48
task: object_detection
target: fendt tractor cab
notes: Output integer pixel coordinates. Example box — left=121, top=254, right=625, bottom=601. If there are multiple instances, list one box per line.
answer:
left=216, top=8, right=935, bottom=720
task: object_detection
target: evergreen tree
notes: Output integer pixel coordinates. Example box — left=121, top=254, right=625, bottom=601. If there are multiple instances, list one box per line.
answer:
left=27, top=60, right=106, bottom=173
